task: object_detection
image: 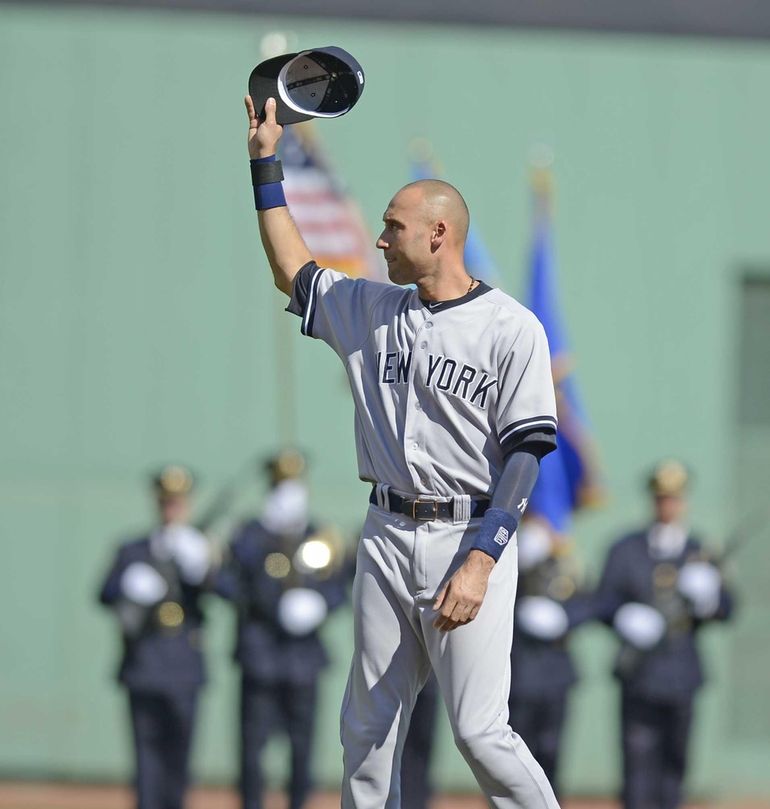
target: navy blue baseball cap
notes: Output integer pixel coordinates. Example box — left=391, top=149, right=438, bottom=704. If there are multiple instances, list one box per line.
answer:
left=248, top=46, right=365, bottom=125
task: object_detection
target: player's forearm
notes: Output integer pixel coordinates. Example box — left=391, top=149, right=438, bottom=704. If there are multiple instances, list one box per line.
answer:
left=257, top=206, right=313, bottom=296
left=471, top=450, right=541, bottom=563
left=245, top=96, right=311, bottom=296
left=491, top=449, right=541, bottom=513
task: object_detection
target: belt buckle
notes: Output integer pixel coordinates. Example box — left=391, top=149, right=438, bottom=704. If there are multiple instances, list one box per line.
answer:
left=412, top=498, right=438, bottom=521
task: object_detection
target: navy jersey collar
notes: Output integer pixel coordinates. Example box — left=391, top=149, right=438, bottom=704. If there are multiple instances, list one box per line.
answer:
left=418, top=281, right=492, bottom=313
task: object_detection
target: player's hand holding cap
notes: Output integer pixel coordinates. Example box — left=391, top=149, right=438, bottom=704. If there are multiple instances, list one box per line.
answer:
left=249, top=46, right=365, bottom=125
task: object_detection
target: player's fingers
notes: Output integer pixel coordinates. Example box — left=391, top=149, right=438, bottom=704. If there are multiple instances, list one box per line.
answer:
left=434, top=613, right=457, bottom=632
left=441, top=593, right=458, bottom=618
left=264, top=96, right=278, bottom=125
left=244, top=95, right=257, bottom=123
left=442, top=606, right=471, bottom=632
left=433, top=596, right=456, bottom=629
left=468, top=604, right=481, bottom=622
left=449, top=602, right=470, bottom=625
left=460, top=603, right=474, bottom=622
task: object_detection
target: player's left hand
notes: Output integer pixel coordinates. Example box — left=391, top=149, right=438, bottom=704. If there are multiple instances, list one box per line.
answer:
left=432, top=550, right=494, bottom=632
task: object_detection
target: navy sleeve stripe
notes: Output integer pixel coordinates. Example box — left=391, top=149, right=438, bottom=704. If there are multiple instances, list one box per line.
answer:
left=498, top=415, right=557, bottom=445
left=300, top=265, right=324, bottom=337
left=501, top=429, right=558, bottom=461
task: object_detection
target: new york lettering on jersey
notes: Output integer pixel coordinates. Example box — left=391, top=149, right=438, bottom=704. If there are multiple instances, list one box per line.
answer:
left=376, top=349, right=496, bottom=409
left=287, top=262, right=557, bottom=496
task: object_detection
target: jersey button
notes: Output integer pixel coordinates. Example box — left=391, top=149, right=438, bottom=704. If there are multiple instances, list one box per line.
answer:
left=424, top=322, right=433, bottom=329
left=415, top=401, right=422, bottom=410
left=419, top=341, right=427, bottom=349
left=411, top=442, right=419, bottom=450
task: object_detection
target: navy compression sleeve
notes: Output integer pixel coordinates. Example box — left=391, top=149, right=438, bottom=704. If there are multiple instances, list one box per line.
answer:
left=471, top=449, right=542, bottom=562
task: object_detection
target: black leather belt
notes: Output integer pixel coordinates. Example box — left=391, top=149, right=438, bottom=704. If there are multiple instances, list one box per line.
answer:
left=369, top=487, right=491, bottom=521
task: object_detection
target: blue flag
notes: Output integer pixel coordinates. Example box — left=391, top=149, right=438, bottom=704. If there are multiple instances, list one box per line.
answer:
left=526, top=182, right=602, bottom=534
left=409, top=152, right=498, bottom=283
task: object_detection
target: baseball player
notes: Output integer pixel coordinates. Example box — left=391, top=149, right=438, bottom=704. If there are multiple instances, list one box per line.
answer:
left=245, top=96, right=561, bottom=809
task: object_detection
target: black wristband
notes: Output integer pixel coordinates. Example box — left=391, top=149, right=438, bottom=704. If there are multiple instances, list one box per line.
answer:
left=250, top=159, right=284, bottom=186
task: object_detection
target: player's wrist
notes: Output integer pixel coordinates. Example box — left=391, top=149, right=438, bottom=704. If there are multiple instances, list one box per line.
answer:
left=250, top=155, right=286, bottom=210
left=465, top=549, right=496, bottom=572
left=470, top=508, right=519, bottom=563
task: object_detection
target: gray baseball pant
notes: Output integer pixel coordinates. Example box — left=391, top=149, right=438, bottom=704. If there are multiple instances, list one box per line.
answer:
left=340, top=502, right=561, bottom=809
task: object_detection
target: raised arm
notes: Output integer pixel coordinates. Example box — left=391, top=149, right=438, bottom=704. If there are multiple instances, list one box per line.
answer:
left=245, top=95, right=313, bottom=296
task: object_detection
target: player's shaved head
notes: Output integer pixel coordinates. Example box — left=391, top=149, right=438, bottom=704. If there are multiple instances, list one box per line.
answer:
left=392, top=180, right=470, bottom=247
left=378, top=179, right=473, bottom=289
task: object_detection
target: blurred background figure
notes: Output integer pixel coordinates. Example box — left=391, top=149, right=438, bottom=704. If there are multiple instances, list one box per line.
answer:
left=216, top=449, right=349, bottom=809
left=400, top=674, right=441, bottom=809
left=98, top=465, right=215, bottom=809
left=595, top=459, right=735, bottom=809
left=508, top=517, right=592, bottom=798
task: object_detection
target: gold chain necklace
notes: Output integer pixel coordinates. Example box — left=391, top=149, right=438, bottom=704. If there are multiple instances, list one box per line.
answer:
left=467, top=276, right=476, bottom=295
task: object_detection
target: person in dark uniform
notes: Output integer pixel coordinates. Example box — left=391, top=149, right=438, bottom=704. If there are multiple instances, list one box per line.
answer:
left=507, top=517, right=590, bottom=798
left=99, top=465, right=215, bottom=809
left=595, top=459, right=734, bottom=809
left=216, top=449, right=349, bottom=809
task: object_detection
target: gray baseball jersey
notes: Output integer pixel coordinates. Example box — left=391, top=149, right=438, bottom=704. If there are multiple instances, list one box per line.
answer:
left=288, top=262, right=557, bottom=497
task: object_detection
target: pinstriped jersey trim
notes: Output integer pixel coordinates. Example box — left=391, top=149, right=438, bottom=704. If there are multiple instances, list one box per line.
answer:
left=498, top=415, right=558, bottom=445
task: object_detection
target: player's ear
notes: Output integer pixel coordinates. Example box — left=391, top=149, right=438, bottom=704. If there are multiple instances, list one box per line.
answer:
left=431, top=220, right=447, bottom=249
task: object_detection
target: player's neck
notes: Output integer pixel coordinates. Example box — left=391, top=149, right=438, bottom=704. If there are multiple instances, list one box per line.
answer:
left=416, top=266, right=474, bottom=302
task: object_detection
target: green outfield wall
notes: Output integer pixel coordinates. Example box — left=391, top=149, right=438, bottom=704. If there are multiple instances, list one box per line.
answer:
left=1, top=3, right=769, bottom=797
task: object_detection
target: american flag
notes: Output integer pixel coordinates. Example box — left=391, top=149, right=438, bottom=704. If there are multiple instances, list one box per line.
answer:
left=279, top=125, right=386, bottom=281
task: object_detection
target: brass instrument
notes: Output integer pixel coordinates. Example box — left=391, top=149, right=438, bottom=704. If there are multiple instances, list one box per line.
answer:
left=263, top=525, right=346, bottom=586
